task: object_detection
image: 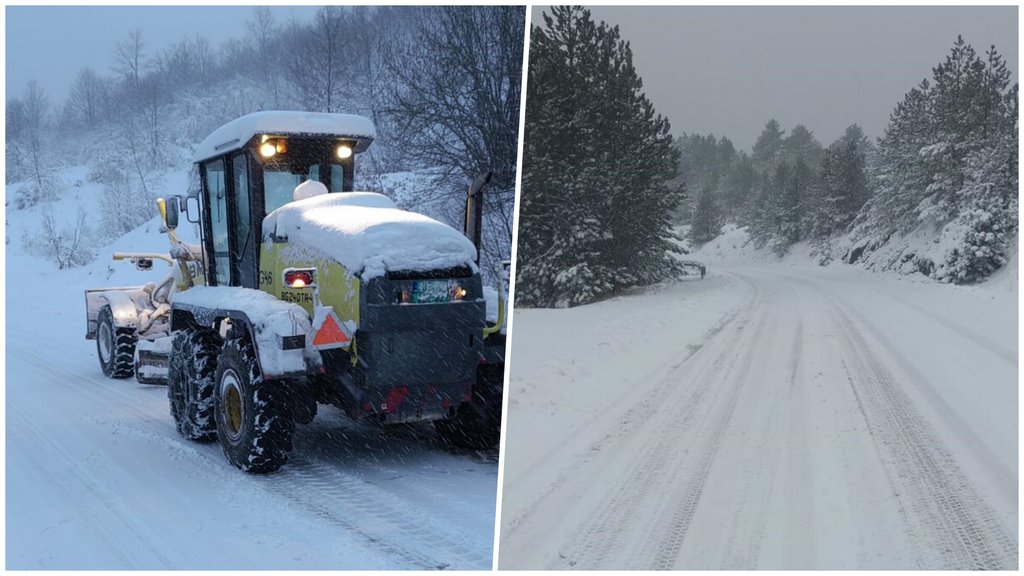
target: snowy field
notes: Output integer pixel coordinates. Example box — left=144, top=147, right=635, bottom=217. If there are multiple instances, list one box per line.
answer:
left=5, top=175, right=498, bottom=570
left=499, top=245, right=1018, bottom=569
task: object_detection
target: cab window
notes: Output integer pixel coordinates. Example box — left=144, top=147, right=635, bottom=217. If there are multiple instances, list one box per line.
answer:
left=263, top=162, right=347, bottom=214
left=203, top=159, right=229, bottom=285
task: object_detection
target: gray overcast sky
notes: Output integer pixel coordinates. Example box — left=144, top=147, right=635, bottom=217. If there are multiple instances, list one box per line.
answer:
left=7, top=6, right=318, bottom=102
left=535, top=6, right=1018, bottom=150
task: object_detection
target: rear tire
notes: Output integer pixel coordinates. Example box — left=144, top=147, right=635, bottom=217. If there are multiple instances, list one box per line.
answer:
left=436, top=364, right=503, bottom=450
left=97, top=305, right=137, bottom=379
left=214, top=338, right=295, bottom=473
left=167, top=328, right=218, bottom=442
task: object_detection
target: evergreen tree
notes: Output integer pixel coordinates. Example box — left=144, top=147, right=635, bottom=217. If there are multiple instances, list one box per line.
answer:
left=809, top=124, right=869, bottom=238
left=516, top=6, right=683, bottom=307
left=721, top=152, right=755, bottom=221
left=752, top=119, right=785, bottom=174
left=774, top=157, right=809, bottom=251
left=674, top=133, right=738, bottom=223
left=856, top=36, right=1017, bottom=283
left=782, top=124, right=824, bottom=169
left=689, top=186, right=723, bottom=245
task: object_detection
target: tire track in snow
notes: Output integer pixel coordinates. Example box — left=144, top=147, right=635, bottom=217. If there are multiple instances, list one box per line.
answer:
left=500, top=277, right=761, bottom=558
left=503, top=276, right=758, bottom=509
left=833, top=306, right=1018, bottom=569
left=7, top=404, right=176, bottom=569
left=563, top=290, right=771, bottom=569
left=716, top=317, right=800, bottom=569
left=11, top=336, right=495, bottom=570
left=771, top=268, right=1016, bottom=365
left=266, top=459, right=492, bottom=570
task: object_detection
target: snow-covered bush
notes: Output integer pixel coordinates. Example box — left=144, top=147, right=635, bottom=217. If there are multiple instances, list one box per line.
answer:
left=936, top=201, right=1016, bottom=284
left=22, top=207, right=95, bottom=269
left=12, top=176, right=60, bottom=210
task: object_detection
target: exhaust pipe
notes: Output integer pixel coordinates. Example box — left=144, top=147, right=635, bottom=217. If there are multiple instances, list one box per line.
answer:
left=465, top=172, right=492, bottom=265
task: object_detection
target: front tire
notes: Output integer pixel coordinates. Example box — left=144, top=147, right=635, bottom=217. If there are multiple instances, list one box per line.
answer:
left=97, top=305, right=137, bottom=379
left=214, top=338, right=295, bottom=473
left=167, top=328, right=219, bottom=442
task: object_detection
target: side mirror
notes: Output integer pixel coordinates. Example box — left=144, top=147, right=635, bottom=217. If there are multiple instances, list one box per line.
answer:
left=164, top=196, right=181, bottom=230
left=185, top=196, right=201, bottom=224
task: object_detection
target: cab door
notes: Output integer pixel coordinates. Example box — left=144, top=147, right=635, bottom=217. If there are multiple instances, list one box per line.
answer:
left=201, top=158, right=230, bottom=286
left=199, top=153, right=258, bottom=289
left=229, top=152, right=258, bottom=289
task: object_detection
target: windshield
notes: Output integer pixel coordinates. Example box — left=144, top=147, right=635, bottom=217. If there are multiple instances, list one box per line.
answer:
left=263, top=162, right=349, bottom=214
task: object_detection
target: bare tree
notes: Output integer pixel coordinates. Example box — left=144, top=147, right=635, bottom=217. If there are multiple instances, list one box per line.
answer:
left=383, top=6, right=526, bottom=280
left=68, top=67, right=108, bottom=129
left=8, top=81, right=52, bottom=202
left=247, top=7, right=281, bottom=106
left=113, top=29, right=145, bottom=93
left=195, top=36, right=214, bottom=84
left=385, top=6, right=525, bottom=193
left=283, top=7, right=355, bottom=113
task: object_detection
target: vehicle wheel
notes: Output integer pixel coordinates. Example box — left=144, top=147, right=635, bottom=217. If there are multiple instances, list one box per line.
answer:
left=436, top=364, right=503, bottom=450
left=167, top=328, right=219, bottom=442
left=214, top=337, right=294, bottom=473
left=97, top=305, right=137, bottom=379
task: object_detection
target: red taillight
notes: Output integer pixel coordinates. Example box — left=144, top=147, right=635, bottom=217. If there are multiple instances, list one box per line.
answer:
left=284, top=269, right=315, bottom=289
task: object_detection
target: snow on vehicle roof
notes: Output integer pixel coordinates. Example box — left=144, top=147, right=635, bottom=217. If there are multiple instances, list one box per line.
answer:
left=264, top=192, right=478, bottom=279
left=193, top=111, right=376, bottom=163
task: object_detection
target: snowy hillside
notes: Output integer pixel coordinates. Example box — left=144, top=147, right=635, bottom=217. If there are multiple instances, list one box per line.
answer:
left=689, top=222, right=1019, bottom=292
left=5, top=169, right=499, bottom=569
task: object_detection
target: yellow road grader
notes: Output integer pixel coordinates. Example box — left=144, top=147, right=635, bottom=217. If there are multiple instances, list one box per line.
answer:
left=84, top=112, right=506, bottom=472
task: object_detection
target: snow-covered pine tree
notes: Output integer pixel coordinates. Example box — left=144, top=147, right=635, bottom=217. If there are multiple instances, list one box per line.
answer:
left=855, top=36, right=1017, bottom=283
left=752, top=119, right=785, bottom=175
left=675, top=134, right=737, bottom=223
left=515, top=6, right=683, bottom=307
left=809, top=125, right=870, bottom=239
left=721, top=152, right=755, bottom=223
left=782, top=124, right=824, bottom=170
left=772, top=157, right=809, bottom=253
left=689, top=186, right=723, bottom=245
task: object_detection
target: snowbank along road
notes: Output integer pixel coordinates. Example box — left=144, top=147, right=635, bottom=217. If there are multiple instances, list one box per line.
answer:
left=499, top=263, right=1017, bottom=569
left=6, top=220, right=498, bottom=570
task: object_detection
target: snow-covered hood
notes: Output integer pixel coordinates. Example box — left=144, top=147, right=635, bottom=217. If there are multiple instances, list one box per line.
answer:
left=263, top=192, right=478, bottom=279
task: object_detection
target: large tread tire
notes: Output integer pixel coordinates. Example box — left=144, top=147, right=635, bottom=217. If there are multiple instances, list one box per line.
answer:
left=167, top=328, right=219, bottom=442
left=214, top=338, right=295, bottom=473
left=97, top=305, right=137, bottom=379
left=436, top=364, right=503, bottom=450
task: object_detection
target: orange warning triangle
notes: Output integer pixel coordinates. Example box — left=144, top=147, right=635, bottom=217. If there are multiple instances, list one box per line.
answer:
left=313, top=313, right=350, bottom=347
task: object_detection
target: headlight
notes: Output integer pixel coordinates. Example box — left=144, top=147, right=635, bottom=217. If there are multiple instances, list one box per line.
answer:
left=259, top=137, right=287, bottom=158
left=336, top=144, right=353, bottom=160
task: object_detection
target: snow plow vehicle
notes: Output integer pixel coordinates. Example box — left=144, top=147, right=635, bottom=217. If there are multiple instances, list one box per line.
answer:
left=85, top=111, right=506, bottom=472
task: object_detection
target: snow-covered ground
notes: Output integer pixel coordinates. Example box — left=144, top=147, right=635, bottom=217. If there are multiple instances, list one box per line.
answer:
left=6, top=172, right=498, bottom=569
left=499, top=251, right=1017, bottom=569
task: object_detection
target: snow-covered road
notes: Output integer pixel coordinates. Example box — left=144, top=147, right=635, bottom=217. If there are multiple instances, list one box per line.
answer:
left=6, top=237, right=498, bottom=570
left=499, top=264, right=1017, bottom=569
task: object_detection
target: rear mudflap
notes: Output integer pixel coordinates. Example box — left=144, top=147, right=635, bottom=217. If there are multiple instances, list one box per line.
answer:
left=135, top=336, right=171, bottom=385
